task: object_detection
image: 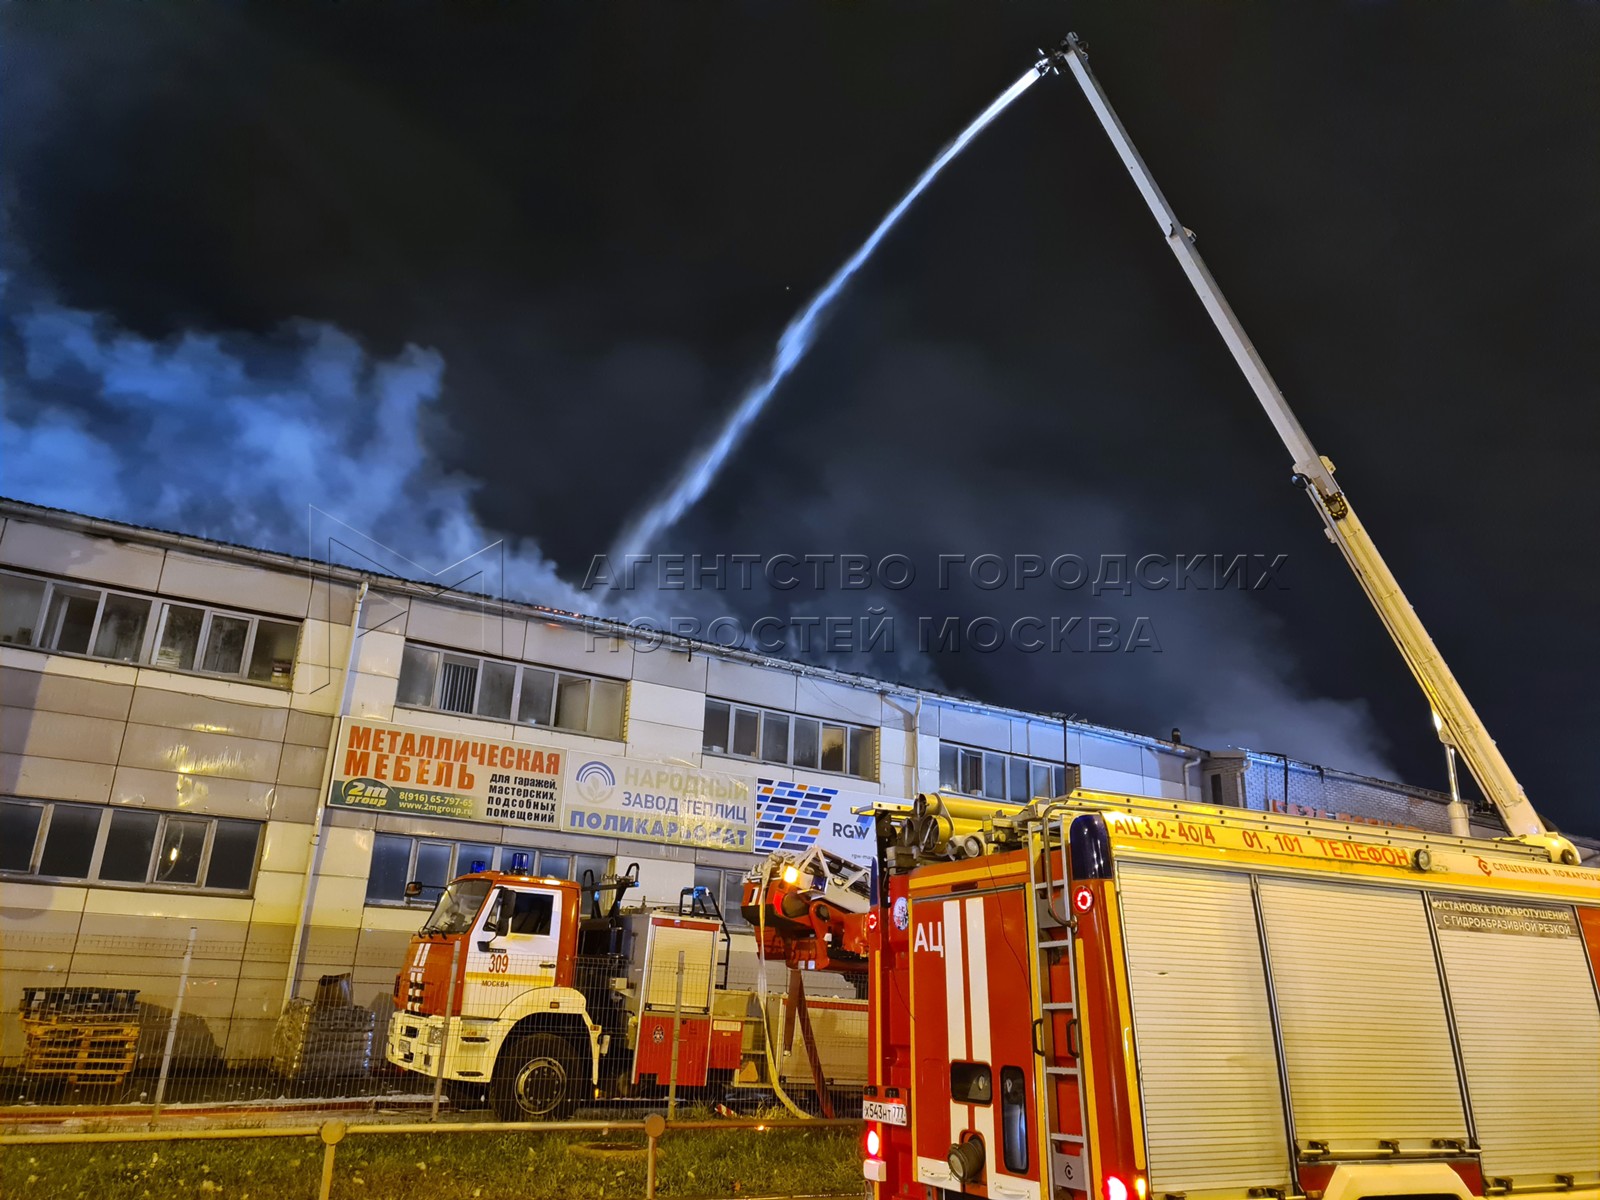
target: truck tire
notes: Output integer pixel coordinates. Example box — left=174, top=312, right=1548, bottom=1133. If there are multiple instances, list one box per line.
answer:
left=491, top=1032, right=579, bottom=1121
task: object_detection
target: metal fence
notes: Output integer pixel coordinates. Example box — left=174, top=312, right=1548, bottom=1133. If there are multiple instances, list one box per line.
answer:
left=0, top=1113, right=867, bottom=1200
left=1, top=924, right=867, bottom=1128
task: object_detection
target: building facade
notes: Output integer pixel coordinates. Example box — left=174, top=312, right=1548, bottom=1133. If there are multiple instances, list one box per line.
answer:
left=0, top=498, right=1553, bottom=1069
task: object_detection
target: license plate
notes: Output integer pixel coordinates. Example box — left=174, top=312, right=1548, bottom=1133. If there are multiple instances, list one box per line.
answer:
left=863, top=1099, right=907, bottom=1126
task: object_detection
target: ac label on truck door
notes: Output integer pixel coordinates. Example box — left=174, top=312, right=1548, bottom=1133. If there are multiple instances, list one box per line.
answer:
left=913, top=920, right=944, bottom=956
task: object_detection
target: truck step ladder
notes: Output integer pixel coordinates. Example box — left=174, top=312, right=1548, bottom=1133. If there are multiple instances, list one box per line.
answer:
left=1030, top=814, right=1092, bottom=1198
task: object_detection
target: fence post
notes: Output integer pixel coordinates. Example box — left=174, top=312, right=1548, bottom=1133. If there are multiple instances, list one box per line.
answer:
left=318, top=1120, right=346, bottom=1200
left=667, top=949, right=685, bottom=1118
left=431, top=938, right=462, bottom=1121
left=151, top=926, right=197, bottom=1120
left=645, top=1112, right=666, bottom=1200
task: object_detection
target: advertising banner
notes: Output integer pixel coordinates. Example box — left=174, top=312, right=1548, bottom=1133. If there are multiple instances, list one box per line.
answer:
left=329, top=717, right=564, bottom=829
left=563, top=755, right=756, bottom=851
left=755, top=779, right=883, bottom=866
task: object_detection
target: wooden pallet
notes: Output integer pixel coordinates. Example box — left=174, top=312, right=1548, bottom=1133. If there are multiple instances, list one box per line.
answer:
left=21, top=1014, right=141, bottom=1084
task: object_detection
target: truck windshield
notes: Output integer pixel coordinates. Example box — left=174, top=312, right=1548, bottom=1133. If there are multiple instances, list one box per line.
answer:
left=420, top=879, right=492, bottom=935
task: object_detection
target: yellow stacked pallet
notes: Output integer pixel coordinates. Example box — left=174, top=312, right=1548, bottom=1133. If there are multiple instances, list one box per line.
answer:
left=20, top=987, right=142, bottom=1087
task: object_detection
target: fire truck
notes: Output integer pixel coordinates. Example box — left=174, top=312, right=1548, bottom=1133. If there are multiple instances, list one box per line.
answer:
left=384, top=864, right=867, bottom=1119
left=835, top=34, right=1600, bottom=1200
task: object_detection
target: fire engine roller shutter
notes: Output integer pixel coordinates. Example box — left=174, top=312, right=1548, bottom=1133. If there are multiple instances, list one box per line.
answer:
left=1117, top=864, right=1291, bottom=1196
left=1430, top=897, right=1600, bottom=1184
left=1256, top=878, right=1468, bottom=1151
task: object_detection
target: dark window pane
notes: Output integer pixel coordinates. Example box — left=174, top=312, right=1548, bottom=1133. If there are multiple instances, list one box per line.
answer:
left=38, top=805, right=100, bottom=878
left=519, top=668, right=556, bottom=725
left=849, top=728, right=874, bottom=779
left=1008, top=757, right=1031, bottom=802
left=247, top=620, right=299, bottom=687
left=458, top=843, right=496, bottom=875
left=702, top=701, right=731, bottom=754
left=1030, top=763, right=1053, bottom=800
left=397, top=644, right=440, bottom=707
left=368, top=834, right=413, bottom=902
left=205, top=820, right=260, bottom=890
left=477, top=660, right=516, bottom=719
left=983, top=752, right=1006, bottom=800
left=0, top=801, right=44, bottom=871
left=156, top=605, right=204, bottom=671
left=590, top=679, right=626, bottom=739
left=92, top=595, right=151, bottom=662
left=507, top=891, right=553, bottom=935
left=155, top=816, right=207, bottom=884
left=731, top=709, right=759, bottom=758
left=99, top=809, right=160, bottom=882
left=575, top=853, right=612, bottom=901
left=820, top=725, right=847, bottom=773
left=793, top=719, right=820, bottom=769
left=1053, top=766, right=1068, bottom=796
left=693, top=865, right=722, bottom=914
left=0, top=575, right=48, bottom=647
left=202, top=615, right=249, bottom=674
left=724, top=869, right=751, bottom=927
left=761, top=712, right=790, bottom=764
left=939, top=743, right=959, bottom=790
left=48, top=590, right=100, bottom=654
left=959, top=749, right=983, bottom=796
left=438, top=658, right=478, bottom=713
left=416, top=842, right=453, bottom=891
left=538, top=852, right=570, bottom=880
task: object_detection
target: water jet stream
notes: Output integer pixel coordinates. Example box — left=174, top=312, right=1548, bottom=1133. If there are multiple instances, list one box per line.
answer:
left=610, top=68, right=1041, bottom=562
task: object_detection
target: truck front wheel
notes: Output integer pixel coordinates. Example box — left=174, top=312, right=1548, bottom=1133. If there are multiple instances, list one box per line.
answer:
left=491, top=1032, right=580, bottom=1121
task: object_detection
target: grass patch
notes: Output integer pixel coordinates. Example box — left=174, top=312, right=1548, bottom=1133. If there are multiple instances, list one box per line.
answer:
left=2, top=1119, right=863, bottom=1199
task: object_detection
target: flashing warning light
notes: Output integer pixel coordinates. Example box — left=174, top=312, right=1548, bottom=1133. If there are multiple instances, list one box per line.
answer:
left=1105, top=1176, right=1129, bottom=1200
left=1073, top=886, right=1095, bottom=913
left=1135, top=1177, right=1148, bottom=1199
left=865, top=1128, right=881, bottom=1157
left=509, top=852, right=531, bottom=872
left=469, top=859, right=488, bottom=873
left=782, top=865, right=801, bottom=885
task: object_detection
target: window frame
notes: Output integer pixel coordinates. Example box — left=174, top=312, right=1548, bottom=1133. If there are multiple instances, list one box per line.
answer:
left=0, top=797, right=262, bottom=895
left=0, top=569, right=299, bottom=689
left=938, top=740, right=1070, bottom=803
left=395, top=641, right=627, bottom=740
left=701, top=697, right=877, bottom=781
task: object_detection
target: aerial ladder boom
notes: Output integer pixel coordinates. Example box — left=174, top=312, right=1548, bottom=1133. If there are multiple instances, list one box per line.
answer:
left=1037, top=35, right=1573, bottom=859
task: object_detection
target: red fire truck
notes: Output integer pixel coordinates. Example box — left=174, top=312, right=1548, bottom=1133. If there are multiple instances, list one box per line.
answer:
left=385, top=865, right=867, bottom=1119
left=859, top=792, right=1600, bottom=1200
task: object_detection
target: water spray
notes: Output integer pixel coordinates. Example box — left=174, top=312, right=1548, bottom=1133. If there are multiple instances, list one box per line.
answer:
left=609, top=67, right=1043, bottom=562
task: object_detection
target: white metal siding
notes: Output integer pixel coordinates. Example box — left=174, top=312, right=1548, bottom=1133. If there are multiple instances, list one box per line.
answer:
left=1257, top=878, right=1467, bottom=1150
left=1433, top=903, right=1600, bottom=1184
left=1118, top=864, right=1291, bottom=1195
left=643, top=922, right=716, bottom=1010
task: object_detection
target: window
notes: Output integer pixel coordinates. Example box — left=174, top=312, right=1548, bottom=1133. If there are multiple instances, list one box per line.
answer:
left=0, top=570, right=298, bottom=688
left=0, top=798, right=261, bottom=893
left=691, top=864, right=752, bottom=928
left=366, top=837, right=560, bottom=904
left=396, top=642, right=626, bottom=739
left=702, top=699, right=877, bottom=781
left=939, top=742, right=1070, bottom=803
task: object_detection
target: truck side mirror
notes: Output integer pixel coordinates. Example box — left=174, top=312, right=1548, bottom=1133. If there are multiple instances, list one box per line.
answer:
left=404, top=880, right=423, bottom=898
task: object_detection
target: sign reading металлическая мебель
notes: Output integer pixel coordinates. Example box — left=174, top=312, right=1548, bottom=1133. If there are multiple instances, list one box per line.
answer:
left=328, top=717, right=563, bottom=828
left=565, top=754, right=755, bottom=850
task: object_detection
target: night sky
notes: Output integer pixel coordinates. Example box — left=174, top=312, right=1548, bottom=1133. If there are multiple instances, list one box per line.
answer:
left=3, top=4, right=1597, bottom=834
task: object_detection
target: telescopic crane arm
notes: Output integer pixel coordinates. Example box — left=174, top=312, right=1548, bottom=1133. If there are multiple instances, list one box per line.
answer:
left=1037, top=35, right=1573, bottom=860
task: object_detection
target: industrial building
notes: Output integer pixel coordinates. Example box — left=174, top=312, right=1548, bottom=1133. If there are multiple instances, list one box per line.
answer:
left=0, top=496, right=1549, bottom=1069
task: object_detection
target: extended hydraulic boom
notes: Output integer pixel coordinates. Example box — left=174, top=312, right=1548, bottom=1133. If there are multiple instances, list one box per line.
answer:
left=1037, top=35, right=1574, bottom=860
